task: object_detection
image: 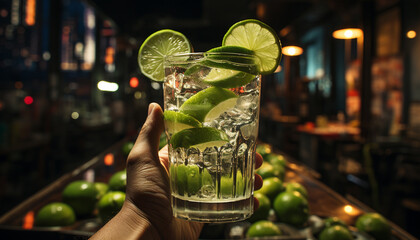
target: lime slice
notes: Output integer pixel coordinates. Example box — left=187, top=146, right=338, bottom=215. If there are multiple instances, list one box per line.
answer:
left=138, top=29, right=191, bottom=82
left=222, top=19, right=282, bottom=75
left=203, top=68, right=256, bottom=88
left=170, top=127, right=229, bottom=151
left=163, top=110, right=202, bottom=134
left=180, top=87, right=238, bottom=122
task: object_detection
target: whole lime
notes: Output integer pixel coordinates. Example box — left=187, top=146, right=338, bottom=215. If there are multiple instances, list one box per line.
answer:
left=256, top=162, right=284, bottom=180
left=248, top=192, right=271, bottom=223
left=94, top=182, right=109, bottom=200
left=324, top=216, right=347, bottom=228
left=319, top=225, right=353, bottom=240
left=355, top=213, right=391, bottom=240
left=35, top=202, right=76, bottom=227
left=97, top=191, right=126, bottom=223
left=122, top=141, right=134, bottom=156
left=255, top=177, right=284, bottom=202
left=266, top=153, right=286, bottom=168
left=62, top=180, right=98, bottom=217
left=273, top=191, right=309, bottom=227
left=108, top=170, right=127, bottom=192
left=256, top=144, right=271, bottom=159
left=246, top=220, right=282, bottom=237
left=284, top=182, right=308, bottom=198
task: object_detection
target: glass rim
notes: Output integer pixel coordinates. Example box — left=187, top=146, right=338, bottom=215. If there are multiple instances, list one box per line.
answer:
left=164, top=52, right=256, bottom=64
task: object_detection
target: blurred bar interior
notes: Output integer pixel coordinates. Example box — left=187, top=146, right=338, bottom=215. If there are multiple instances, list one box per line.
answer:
left=0, top=0, right=420, bottom=238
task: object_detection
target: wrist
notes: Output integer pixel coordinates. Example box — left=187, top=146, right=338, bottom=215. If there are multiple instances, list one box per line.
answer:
left=119, top=201, right=162, bottom=239
left=91, top=201, right=161, bottom=240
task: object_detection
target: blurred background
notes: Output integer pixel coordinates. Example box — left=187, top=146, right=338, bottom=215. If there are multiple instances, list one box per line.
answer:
left=0, top=0, right=420, bottom=237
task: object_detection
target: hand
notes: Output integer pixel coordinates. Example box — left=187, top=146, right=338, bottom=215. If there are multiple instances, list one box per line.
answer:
left=91, top=103, right=263, bottom=239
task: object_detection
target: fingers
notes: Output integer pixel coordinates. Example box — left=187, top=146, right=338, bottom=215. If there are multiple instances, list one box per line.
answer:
left=255, top=152, right=263, bottom=169
left=127, top=103, right=164, bottom=165
left=158, top=145, right=169, bottom=172
left=254, top=173, right=263, bottom=191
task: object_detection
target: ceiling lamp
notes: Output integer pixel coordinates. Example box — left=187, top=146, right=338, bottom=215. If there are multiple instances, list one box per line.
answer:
left=282, top=46, right=303, bottom=56
left=332, top=28, right=363, bottom=39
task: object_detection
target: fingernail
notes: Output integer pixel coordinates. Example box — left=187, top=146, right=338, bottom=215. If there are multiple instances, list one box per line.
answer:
left=148, top=103, right=155, bottom=115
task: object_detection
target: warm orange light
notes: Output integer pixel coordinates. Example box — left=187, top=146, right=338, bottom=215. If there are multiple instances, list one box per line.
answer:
left=105, top=47, right=114, bottom=64
left=407, top=30, right=416, bottom=39
left=282, top=46, right=303, bottom=56
left=129, top=77, right=139, bottom=88
left=256, top=2, right=266, bottom=19
left=104, top=153, right=114, bottom=166
left=332, top=28, right=363, bottom=39
left=25, top=0, right=36, bottom=26
left=22, top=211, right=34, bottom=229
left=24, top=96, right=33, bottom=105
left=274, top=65, right=282, bottom=73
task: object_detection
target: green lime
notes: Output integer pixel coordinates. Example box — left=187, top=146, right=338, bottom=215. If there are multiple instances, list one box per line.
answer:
left=273, top=191, right=309, bottom=227
left=223, top=19, right=282, bottom=75
left=94, top=182, right=109, bottom=200
left=355, top=213, right=391, bottom=240
left=35, top=202, right=76, bottom=227
left=163, top=110, right=202, bottom=135
left=170, top=127, right=229, bottom=151
left=203, top=68, right=256, bottom=88
left=159, top=132, right=167, bottom=149
left=284, top=182, right=308, bottom=199
left=324, top=217, right=348, bottom=228
left=179, top=87, right=238, bottom=122
left=266, top=153, right=286, bottom=168
left=256, top=144, right=271, bottom=158
left=248, top=192, right=271, bottom=223
left=170, top=164, right=213, bottom=196
left=205, top=46, right=257, bottom=73
left=108, top=170, right=127, bottom=192
left=62, top=180, right=99, bottom=217
left=255, top=177, right=284, bottom=202
left=246, top=220, right=282, bottom=237
left=257, top=162, right=284, bottom=180
left=122, top=141, right=134, bottom=156
left=319, top=225, right=353, bottom=240
left=138, top=29, right=191, bottom=82
left=97, top=191, right=126, bottom=223
left=220, top=171, right=245, bottom=197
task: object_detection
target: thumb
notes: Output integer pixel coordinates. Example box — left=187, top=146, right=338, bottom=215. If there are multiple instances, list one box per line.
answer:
left=129, top=103, right=164, bottom=162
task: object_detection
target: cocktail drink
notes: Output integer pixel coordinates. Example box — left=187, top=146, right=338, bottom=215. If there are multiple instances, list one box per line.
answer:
left=138, top=19, right=281, bottom=223
left=164, top=52, right=260, bottom=222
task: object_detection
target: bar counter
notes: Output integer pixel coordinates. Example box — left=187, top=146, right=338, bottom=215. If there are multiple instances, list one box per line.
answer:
left=0, top=139, right=416, bottom=240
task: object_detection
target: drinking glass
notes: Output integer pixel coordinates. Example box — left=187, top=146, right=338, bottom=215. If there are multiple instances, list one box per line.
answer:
left=163, top=52, right=260, bottom=222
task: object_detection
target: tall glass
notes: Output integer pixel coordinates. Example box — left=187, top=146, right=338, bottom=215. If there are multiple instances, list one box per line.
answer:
left=163, top=52, right=260, bottom=222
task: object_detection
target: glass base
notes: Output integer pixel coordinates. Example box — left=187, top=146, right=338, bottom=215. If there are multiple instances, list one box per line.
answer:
left=171, top=195, right=254, bottom=223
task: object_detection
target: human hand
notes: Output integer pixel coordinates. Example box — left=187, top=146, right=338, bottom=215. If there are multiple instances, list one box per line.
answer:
left=92, top=103, right=263, bottom=239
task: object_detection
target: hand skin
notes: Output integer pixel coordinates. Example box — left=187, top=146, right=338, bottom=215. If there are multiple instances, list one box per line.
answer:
left=91, top=103, right=263, bottom=240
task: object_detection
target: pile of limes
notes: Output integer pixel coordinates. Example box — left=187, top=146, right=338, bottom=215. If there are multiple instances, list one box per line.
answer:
left=247, top=144, right=393, bottom=239
left=34, top=170, right=127, bottom=227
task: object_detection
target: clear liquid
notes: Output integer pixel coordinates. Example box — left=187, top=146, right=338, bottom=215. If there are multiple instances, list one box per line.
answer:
left=164, top=64, right=260, bottom=222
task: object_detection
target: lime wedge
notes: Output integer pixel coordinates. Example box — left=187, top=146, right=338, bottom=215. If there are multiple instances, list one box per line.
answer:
left=138, top=29, right=191, bottom=82
left=170, top=127, right=229, bottom=151
left=180, top=87, right=238, bottom=122
left=205, top=46, right=257, bottom=73
left=163, top=110, right=202, bottom=134
left=222, top=19, right=282, bottom=75
left=203, top=68, right=256, bottom=88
